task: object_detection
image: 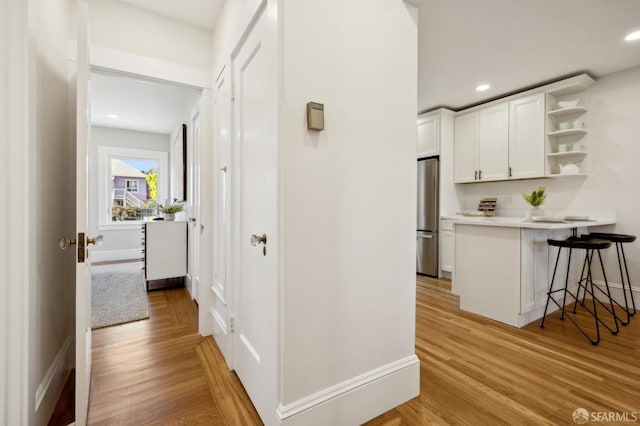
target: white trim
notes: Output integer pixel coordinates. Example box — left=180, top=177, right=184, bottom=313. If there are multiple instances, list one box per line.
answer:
left=35, top=336, right=73, bottom=412
left=1, top=1, right=30, bottom=424
left=90, top=46, right=212, bottom=90
left=592, top=280, right=639, bottom=307
left=211, top=309, right=228, bottom=335
left=91, top=249, right=143, bottom=263
left=277, top=356, right=420, bottom=425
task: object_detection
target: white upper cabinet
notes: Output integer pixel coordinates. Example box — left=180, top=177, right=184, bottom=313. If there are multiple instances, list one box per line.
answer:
left=478, top=102, right=509, bottom=181
left=417, top=111, right=440, bottom=157
left=509, top=93, right=545, bottom=179
left=453, top=112, right=478, bottom=182
left=454, top=102, right=509, bottom=183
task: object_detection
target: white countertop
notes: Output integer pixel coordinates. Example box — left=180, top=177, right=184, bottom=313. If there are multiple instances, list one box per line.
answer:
left=441, top=215, right=616, bottom=230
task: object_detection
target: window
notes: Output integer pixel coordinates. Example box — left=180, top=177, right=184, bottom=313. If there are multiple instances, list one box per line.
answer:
left=98, top=146, right=168, bottom=229
left=125, top=179, right=139, bottom=193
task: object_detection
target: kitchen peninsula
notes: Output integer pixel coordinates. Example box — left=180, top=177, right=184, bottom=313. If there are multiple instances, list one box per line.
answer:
left=447, top=216, right=615, bottom=327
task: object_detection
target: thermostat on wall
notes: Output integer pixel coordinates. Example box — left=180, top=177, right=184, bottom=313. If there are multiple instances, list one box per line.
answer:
left=306, top=102, right=324, bottom=131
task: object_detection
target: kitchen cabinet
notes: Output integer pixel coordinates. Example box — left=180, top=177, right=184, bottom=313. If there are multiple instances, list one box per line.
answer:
left=508, top=94, right=545, bottom=179
left=417, top=111, right=440, bottom=158
left=454, top=103, right=509, bottom=183
left=439, top=219, right=454, bottom=273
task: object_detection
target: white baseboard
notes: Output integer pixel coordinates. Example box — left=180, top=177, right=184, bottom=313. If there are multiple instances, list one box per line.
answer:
left=35, top=336, right=73, bottom=419
left=593, top=280, right=639, bottom=308
left=91, top=248, right=142, bottom=263
left=277, top=355, right=420, bottom=426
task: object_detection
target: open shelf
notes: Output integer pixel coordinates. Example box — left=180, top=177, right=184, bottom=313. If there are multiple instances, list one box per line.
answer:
left=547, top=129, right=587, bottom=137
left=546, top=173, right=587, bottom=178
left=547, top=151, right=587, bottom=158
left=547, top=106, right=587, bottom=117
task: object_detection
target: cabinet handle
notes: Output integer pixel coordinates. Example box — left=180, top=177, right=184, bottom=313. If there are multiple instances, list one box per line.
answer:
left=478, top=170, right=482, bottom=180
left=474, top=170, right=478, bottom=180
left=509, top=166, right=512, bottom=177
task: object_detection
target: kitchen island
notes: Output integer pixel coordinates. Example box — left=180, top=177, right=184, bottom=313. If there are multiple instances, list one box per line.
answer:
left=446, top=216, right=615, bottom=327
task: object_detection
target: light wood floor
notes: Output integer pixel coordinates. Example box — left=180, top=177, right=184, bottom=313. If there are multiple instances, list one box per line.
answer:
left=84, top=276, right=640, bottom=425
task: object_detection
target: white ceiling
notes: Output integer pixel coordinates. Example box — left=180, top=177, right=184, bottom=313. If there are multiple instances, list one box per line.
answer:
left=118, top=0, right=224, bottom=31
left=417, top=0, right=640, bottom=112
left=91, top=72, right=200, bottom=134
left=97, top=0, right=640, bottom=122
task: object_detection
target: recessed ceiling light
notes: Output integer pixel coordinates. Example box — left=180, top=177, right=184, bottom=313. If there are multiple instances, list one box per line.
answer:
left=625, top=30, right=640, bottom=41
left=107, top=114, right=118, bottom=119
left=476, top=84, right=490, bottom=92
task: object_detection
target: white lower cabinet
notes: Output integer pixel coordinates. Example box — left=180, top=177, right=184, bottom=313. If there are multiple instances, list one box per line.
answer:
left=440, top=219, right=454, bottom=273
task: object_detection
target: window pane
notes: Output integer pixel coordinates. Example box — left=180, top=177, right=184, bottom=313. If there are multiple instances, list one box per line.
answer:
left=111, top=158, right=159, bottom=221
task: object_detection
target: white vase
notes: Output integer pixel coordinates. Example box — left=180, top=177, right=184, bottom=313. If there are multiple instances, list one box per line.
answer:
left=162, top=212, right=175, bottom=221
left=526, top=206, right=544, bottom=221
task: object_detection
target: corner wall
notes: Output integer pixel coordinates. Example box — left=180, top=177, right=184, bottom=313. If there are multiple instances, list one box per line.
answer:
left=279, top=0, right=419, bottom=423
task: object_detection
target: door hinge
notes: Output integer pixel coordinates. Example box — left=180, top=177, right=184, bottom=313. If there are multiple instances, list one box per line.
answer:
left=229, top=315, right=236, bottom=333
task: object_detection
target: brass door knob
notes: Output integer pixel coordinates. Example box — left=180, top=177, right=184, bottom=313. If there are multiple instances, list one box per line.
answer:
left=87, top=235, right=104, bottom=246
left=59, top=237, right=76, bottom=250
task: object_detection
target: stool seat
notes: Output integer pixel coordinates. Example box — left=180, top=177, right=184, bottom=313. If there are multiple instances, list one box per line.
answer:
left=588, top=232, right=636, bottom=243
left=547, top=237, right=611, bottom=250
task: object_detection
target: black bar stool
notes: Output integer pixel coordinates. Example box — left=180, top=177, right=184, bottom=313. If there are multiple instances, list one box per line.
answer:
left=588, top=232, right=636, bottom=317
left=540, top=237, right=619, bottom=345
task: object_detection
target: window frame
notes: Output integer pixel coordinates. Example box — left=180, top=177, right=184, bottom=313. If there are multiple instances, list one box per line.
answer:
left=98, top=146, right=168, bottom=230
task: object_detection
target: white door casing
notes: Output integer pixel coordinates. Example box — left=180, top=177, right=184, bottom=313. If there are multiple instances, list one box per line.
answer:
left=75, top=2, right=92, bottom=424
left=212, top=65, right=234, bottom=366
left=231, top=1, right=279, bottom=423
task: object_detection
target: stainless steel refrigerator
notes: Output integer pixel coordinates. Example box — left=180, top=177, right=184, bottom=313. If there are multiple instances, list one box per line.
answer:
left=417, top=157, right=439, bottom=277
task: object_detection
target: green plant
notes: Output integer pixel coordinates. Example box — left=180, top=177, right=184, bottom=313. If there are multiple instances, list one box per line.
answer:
left=160, top=199, right=184, bottom=213
left=522, top=187, right=546, bottom=207
left=145, top=172, right=157, bottom=200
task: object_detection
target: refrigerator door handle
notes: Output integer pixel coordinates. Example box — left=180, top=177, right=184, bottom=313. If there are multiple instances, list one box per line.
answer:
left=417, top=234, right=433, bottom=239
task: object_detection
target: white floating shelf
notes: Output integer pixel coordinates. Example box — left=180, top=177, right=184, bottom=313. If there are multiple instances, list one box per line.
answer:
left=547, top=106, right=587, bottom=117
left=546, top=173, right=587, bottom=178
left=547, top=129, right=587, bottom=137
left=547, top=151, right=587, bottom=158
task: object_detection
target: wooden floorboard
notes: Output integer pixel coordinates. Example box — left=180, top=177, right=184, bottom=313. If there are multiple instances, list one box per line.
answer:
left=81, top=274, right=639, bottom=425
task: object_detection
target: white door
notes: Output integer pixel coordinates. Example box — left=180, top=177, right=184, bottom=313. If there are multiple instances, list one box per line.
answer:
left=212, top=67, right=233, bottom=365
left=231, top=2, right=278, bottom=423
left=75, top=2, right=93, bottom=424
left=453, top=112, right=478, bottom=183
left=478, top=102, right=509, bottom=181
left=509, top=93, right=545, bottom=179
left=188, top=104, right=201, bottom=301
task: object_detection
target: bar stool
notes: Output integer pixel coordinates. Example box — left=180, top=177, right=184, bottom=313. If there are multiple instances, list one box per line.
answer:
left=588, top=232, right=636, bottom=317
left=540, top=237, right=619, bottom=345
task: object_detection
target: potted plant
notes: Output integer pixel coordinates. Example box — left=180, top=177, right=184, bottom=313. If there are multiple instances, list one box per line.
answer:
left=522, top=187, right=546, bottom=220
left=159, top=199, right=184, bottom=221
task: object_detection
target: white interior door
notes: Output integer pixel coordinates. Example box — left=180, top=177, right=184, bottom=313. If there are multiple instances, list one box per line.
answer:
left=75, top=2, right=92, bottom=424
left=231, top=2, right=278, bottom=422
left=188, top=104, right=201, bottom=301
left=212, top=66, right=233, bottom=366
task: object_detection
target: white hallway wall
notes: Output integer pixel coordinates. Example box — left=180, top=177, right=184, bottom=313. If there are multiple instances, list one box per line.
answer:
left=85, top=0, right=212, bottom=71
left=459, top=65, right=640, bottom=291
left=90, top=126, right=170, bottom=259
left=211, top=0, right=419, bottom=423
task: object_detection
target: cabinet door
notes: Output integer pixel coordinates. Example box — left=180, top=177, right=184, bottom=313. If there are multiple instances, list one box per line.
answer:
left=509, top=94, right=545, bottom=179
left=417, top=113, right=440, bottom=158
left=478, top=103, right=509, bottom=181
left=440, top=229, right=453, bottom=273
left=454, top=112, right=478, bottom=183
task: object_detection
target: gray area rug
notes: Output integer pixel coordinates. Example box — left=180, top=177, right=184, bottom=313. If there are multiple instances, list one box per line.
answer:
left=91, top=262, right=149, bottom=329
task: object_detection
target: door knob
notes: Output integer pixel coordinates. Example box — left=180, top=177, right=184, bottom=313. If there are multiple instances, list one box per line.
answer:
left=87, top=235, right=104, bottom=246
left=59, top=237, right=76, bottom=250
left=250, top=234, right=267, bottom=246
